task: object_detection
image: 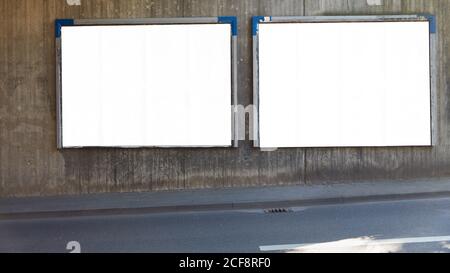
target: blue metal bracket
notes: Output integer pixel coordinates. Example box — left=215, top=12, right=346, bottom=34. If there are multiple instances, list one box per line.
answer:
left=218, top=16, right=238, bottom=36
left=55, top=19, right=74, bottom=38
left=252, top=16, right=271, bottom=36
left=419, top=14, right=436, bottom=34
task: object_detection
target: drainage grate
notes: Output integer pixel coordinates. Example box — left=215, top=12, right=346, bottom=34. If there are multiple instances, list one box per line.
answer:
left=264, top=208, right=293, bottom=214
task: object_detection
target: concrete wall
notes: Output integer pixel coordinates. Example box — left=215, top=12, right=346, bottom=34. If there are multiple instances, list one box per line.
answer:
left=1, top=0, right=450, bottom=197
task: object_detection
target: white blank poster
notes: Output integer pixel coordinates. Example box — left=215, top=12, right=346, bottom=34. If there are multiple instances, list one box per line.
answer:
left=61, top=24, right=231, bottom=147
left=258, top=21, right=431, bottom=148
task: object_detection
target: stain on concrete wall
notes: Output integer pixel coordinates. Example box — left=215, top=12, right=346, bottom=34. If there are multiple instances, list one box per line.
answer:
left=367, top=0, right=383, bottom=6
left=0, top=0, right=449, bottom=197
left=66, top=0, right=81, bottom=6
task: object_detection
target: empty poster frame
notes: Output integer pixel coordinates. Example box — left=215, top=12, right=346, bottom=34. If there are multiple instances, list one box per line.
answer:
left=55, top=17, right=238, bottom=149
left=252, top=15, right=437, bottom=148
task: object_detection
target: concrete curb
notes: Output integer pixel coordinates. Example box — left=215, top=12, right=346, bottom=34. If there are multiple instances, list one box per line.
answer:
left=2, top=178, right=450, bottom=220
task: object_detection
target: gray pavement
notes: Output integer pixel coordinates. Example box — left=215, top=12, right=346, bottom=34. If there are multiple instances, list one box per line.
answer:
left=1, top=196, right=450, bottom=253
left=3, top=178, right=450, bottom=218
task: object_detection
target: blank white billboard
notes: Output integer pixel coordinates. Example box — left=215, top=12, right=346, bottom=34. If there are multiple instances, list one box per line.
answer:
left=258, top=21, right=431, bottom=148
left=61, top=24, right=231, bottom=147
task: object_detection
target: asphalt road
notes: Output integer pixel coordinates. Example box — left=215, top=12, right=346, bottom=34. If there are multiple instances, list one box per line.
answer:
left=1, top=196, right=450, bottom=253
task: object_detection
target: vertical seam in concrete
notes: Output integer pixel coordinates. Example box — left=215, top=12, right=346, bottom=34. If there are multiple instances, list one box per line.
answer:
left=181, top=0, right=187, bottom=190
left=303, top=0, right=307, bottom=184
left=182, top=0, right=185, bottom=17
left=215, top=0, right=218, bottom=16
left=303, top=149, right=307, bottom=184
left=303, top=0, right=305, bottom=16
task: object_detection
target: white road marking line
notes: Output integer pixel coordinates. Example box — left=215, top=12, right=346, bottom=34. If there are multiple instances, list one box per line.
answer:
left=260, top=235, right=450, bottom=252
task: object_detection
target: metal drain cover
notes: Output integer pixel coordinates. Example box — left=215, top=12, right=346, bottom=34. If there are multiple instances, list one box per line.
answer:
left=264, top=208, right=293, bottom=214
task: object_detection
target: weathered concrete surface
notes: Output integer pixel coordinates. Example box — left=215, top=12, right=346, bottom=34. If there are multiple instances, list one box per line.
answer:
left=1, top=0, right=450, bottom=197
